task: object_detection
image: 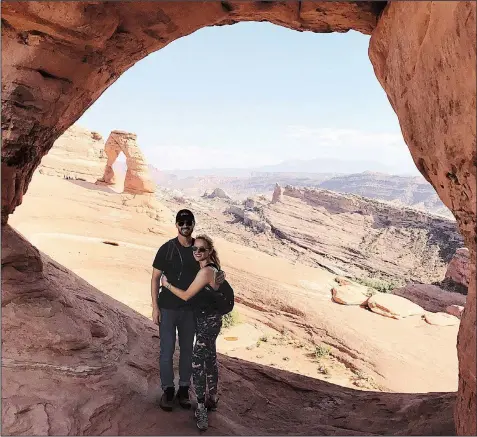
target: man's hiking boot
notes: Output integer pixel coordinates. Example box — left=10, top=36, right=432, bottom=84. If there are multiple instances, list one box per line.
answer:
left=176, top=386, right=192, bottom=409
left=205, top=395, right=219, bottom=411
left=159, top=387, right=175, bottom=411
left=195, top=403, right=208, bottom=431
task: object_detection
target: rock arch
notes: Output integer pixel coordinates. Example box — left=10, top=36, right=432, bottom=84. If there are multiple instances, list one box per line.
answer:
left=1, top=2, right=475, bottom=435
left=96, top=130, right=155, bottom=194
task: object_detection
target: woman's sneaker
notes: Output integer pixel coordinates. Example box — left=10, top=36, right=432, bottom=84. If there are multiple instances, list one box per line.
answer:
left=195, top=403, right=208, bottom=431
left=205, top=395, right=219, bottom=411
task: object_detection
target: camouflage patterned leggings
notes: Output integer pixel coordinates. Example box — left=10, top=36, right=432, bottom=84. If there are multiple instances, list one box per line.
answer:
left=192, top=311, right=222, bottom=403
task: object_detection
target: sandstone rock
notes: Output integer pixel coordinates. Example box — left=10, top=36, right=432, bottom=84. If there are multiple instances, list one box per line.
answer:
left=204, top=187, right=231, bottom=200
left=370, top=4, right=476, bottom=431
left=38, top=125, right=107, bottom=182
left=271, top=183, right=283, bottom=204
left=226, top=205, right=245, bottom=220
left=424, top=312, right=460, bottom=327
left=393, top=283, right=466, bottom=313
left=265, top=186, right=462, bottom=284
left=331, top=285, right=369, bottom=306
left=244, top=197, right=256, bottom=210
left=97, top=131, right=155, bottom=195
left=1, top=1, right=475, bottom=434
left=334, top=276, right=351, bottom=287
left=367, top=294, right=425, bottom=320
left=244, top=211, right=271, bottom=233
left=445, top=247, right=470, bottom=287
left=446, top=305, right=465, bottom=319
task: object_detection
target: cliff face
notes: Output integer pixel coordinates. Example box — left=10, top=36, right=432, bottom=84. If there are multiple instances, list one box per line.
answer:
left=262, top=186, right=463, bottom=283
left=38, top=125, right=107, bottom=182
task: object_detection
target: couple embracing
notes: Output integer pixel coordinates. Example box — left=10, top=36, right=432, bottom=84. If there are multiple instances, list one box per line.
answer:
left=150, top=209, right=233, bottom=431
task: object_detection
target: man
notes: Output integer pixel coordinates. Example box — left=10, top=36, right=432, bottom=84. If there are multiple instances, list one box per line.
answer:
left=151, top=209, right=224, bottom=411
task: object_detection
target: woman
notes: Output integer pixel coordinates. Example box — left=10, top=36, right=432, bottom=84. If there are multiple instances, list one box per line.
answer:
left=161, top=234, right=223, bottom=431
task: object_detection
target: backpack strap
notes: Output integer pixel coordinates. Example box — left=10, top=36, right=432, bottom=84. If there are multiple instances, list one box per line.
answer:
left=165, top=238, right=175, bottom=262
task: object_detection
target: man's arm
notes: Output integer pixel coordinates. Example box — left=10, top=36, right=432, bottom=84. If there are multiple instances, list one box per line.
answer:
left=151, top=268, right=162, bottom=325
left=162, top=269, right=212, bottom=301
left=151, top=242, right=169, bottom=325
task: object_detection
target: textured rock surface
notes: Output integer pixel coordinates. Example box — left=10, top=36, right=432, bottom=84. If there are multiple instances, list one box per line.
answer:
left=3, top=223, right=459, bottom=436
left=38, top=125, right=107, bottom=182
left=331, top=285, right=369, bottom=306
left=271, top=183, right=283, bottom=204
left=97, top=131, right=155, bottom=194
left=368, top=294, right=425, bottom=320
left=446, top=305, right=465, bottom=320
left=369, top=3, right=476, bottom=434
left=203, top=187, right=231, bottom=200
left=393, top=283, right=466, bottom=313
left=320, top=172, right=452, bottom=218
left=264, top=186, right=463, bottom=283
left=1, top=1, right=475, bottom=434
left=445, top=248, right=470, bottom=287
left=424, top=312, right=460, bottom=327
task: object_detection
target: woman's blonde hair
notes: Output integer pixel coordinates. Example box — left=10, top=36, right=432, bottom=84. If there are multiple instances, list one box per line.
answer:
left=195, top=234, right=220, bottom=270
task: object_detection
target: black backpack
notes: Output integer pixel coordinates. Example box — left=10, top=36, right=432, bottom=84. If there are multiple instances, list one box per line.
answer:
left=205, top=263, right=235, bottom=315
left=215, top=280, right=235, bottom=315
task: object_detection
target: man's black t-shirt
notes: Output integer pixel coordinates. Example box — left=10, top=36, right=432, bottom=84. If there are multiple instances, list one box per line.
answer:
left=152, top=237, right=200, bottom=310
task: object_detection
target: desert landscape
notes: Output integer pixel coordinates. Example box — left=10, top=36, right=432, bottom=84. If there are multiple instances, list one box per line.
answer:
left=2, top=1, right=476, bottom=436
left=3, top=123, right=470, bottom=435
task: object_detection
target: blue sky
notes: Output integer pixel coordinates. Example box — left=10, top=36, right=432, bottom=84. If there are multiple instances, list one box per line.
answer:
left=78, top=22, right=419, bottom=175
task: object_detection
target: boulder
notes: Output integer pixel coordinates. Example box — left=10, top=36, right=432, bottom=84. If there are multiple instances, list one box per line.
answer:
left=445, top=247, right=470, bottom=287
left=424, top=312, right=460, bottom=327
left=446, top=305, right=465, bottom=319
left=367, top=294, right=425, bottom=320
left=393, top=283, right=466, bottom=313
left=331, top=285, right=369, bottom=306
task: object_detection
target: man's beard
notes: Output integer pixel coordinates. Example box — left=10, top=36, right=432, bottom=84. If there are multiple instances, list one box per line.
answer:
left=179, top=227, right=192, bottom=236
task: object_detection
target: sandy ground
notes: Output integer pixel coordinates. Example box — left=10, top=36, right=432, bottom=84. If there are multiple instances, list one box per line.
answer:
left=9, top=173, right=460, bottom=395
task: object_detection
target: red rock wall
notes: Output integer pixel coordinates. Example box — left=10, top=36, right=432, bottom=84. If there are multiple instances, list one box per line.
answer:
left=369, top=3, right=476, bottom=435
left=1, top=1, right=475, bottom=434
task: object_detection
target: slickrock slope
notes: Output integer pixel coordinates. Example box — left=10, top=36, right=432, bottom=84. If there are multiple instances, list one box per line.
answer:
left=38, top=125, right=107, bottom=182
left=2, top=176, right=460, bottom=436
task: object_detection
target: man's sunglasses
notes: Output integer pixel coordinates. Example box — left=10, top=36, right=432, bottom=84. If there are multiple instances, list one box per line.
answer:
left=177, top=220, right=193, bottom=227
left=192, top=246, right=208, bottom=253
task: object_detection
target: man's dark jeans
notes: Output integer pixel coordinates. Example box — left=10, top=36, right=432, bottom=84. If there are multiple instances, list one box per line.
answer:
left=159, top=308, right=196, bottom=390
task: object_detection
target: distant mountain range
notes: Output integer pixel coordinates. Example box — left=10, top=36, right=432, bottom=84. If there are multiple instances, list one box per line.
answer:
left=162, top=157, right=420, bottom=178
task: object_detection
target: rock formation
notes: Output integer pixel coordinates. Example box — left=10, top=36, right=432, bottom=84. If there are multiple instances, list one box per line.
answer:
left=367, top=293, right=425, bottom=320
left=97, top=131, right=155, bottom=195
left=424, top=312, right=460, bottom=327
left=203, top=187, right=231, bottom=200
left=331, top=284, right=369, bottom=306
left=265, top=185, right=463, bottom=283
left=369, top=4, right=476, bottom=431
left=1, top=1, right=475, bottom=434
left=271, top=183, right=283, bottom=204
left=445, top=248, right=470, bottom=288
left=447, top=305, right=465, bottom=319
left=319, top=172, right=452, bottom=218
left=393, top=283, right=466, bottom=314
left=38, top=125, right=107, bottom=182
